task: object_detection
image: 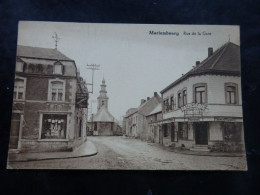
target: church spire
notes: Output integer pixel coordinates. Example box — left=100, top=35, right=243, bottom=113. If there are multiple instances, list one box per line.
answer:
left=97, top=78, right=109, bottom=110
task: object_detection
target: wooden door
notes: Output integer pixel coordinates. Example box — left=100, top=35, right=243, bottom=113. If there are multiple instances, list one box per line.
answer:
left=9, top=113, right=20, bottom=149
left=194, top=122, right=208, bottom=145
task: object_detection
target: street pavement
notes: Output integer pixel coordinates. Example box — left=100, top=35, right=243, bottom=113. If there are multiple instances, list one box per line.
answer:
left=8, top=136, right=247, bottom=170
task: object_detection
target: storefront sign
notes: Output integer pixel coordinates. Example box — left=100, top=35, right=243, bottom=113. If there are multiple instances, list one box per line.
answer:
left=181, top=103, right=207, bottom=118
left=76, top=93, right=89, bottom=108
left=214, top=117, right=235, bottom=122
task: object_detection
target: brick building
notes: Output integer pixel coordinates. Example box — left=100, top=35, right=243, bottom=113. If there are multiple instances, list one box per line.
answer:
left=9, top=45, right=88, bottom=153
left=160, top=42, right=245, bottom=152
left=125, top=92, right=161, bottom=140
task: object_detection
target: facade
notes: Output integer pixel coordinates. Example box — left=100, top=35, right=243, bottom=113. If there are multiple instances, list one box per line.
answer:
left=9, top=45, right=88, bottom=153
left=146, top=104, right=163, bottom=143
left=125, top=92, right=162, bottom=140
left=160, top=42, right=244, bottom=152
left=89, top=79, right=122, bottom=136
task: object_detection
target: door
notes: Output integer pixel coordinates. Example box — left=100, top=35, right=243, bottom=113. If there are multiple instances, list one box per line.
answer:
left=9, top=113, right=21, bottom=149
left=194, top=122, right=209, bottom=145
left=171, top=123, right=175, bottom=142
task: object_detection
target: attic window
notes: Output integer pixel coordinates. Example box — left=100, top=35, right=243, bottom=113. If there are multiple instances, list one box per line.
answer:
left=54, top=64, right=63, bottom=75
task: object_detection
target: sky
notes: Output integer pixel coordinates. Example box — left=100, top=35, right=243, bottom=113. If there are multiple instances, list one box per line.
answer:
left=18, top=22, right=240, bottom=121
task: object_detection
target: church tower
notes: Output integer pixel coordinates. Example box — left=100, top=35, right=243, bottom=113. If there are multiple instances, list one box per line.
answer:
left=97, top=78, right=109, bottom=110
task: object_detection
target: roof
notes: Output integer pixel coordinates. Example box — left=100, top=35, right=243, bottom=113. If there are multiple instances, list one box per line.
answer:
left=137, top=95, right=162, bottom=116
left=93, top=106, right=115, bottom=122
left=161, top=42, right=241, bottom=93
left=147, top=104, right=162, bottom=116
left=125, top=108, right=138, bottom=118
left=17, top=45, right=73, bottom=61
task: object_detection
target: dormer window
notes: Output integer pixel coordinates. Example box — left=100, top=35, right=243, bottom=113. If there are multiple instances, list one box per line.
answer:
left=54, top=61, right=63, bottom=75
left=13, top=77, right=26, bottom=100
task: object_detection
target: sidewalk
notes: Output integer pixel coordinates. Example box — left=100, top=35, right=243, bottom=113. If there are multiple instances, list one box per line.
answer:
left=168, top=147, right=245, bottom=157
left=147, top=142, right=245, bottom=157
left=8, top=141, right=98, bottom=162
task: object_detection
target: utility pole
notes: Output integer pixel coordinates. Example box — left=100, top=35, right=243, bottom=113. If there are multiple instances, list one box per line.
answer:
left=52, top=32, right=60, bottom=50
left=86, top=64, right=100, bottom=94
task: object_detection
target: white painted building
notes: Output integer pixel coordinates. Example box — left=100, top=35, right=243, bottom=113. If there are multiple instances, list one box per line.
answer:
left=160, top=42, right=245, bottom=152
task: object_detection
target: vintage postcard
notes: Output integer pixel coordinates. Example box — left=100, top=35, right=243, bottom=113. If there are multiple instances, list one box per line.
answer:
left=7, top=22, right=247, bottom=170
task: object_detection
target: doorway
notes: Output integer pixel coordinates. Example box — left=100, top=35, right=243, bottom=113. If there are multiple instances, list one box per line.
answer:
left=170, top=123, right=175, bottom=142
left=194, top=122, right=209, bottom=145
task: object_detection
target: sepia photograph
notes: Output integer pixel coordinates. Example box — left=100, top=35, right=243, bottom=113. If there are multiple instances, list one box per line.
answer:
left=7, top=22, right=247, bottom=170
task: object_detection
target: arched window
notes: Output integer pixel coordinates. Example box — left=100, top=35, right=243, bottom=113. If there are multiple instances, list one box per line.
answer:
left=225, top=83, right=238, bottom=104
left=13, top=77, right=26, bottom=100
left=48, top=79, right=65, bottom=101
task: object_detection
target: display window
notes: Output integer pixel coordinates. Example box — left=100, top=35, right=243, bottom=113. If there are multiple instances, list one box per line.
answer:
left=41, top=114, right=67, bottom=139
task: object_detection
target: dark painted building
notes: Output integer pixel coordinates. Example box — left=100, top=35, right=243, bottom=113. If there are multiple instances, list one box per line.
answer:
left=9, top=45, right=88, bottom=153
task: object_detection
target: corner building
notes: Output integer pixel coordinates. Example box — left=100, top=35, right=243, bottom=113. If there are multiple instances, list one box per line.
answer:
left=160, top=42, right=245, bottom=152
left=9, top=45, right=88, bottom=152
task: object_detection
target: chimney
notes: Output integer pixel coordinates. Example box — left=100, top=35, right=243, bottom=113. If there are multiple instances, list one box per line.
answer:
left=208, top=47, right=213, bottom=57
left=147, top=97, right=150, bottom=101
left=154, top=92, right=158, bottom=96
left=141, top=99, right=146, bottom=105
left=196, top=61, right=200, bottom=66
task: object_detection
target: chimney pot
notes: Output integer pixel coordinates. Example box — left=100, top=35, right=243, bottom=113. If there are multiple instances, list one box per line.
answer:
left=147, top=97, right=150, bottom=101
left=141, top=99, right=146, bottom=105
left=154, top=92, right=158, bottom=96
left=208, top=47, right=213, bottom=57
left=196, top=61, right=200, bottom=66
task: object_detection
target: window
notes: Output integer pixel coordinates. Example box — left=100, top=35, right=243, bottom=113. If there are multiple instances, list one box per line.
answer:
left=223, top=122, right=241, bottom=142
left=178, top=92, right=182, bottom=108
left=183, top=90, right=187, bottom=106
left=166, top=99, right=170, bottom=112
left=41, top=114, right=67, bottom=139
left=194, top=83, right=207, bottom=104
left=101, top=100, right=104, bottom=106
left=225, top=83, right=238, bottom=104
left=13, top=78, right=26, bottom=100
left=170, top=96, right=174, bottom=110
left=15, top=61, right=24, bottom=72
left=49, top=80, right=65, bottom=102
left=54, top=62, right=63, bottom=75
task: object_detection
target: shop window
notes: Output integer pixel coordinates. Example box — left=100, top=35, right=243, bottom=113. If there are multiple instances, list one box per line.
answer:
left=41, top=114, right=67, bottom=139
left=183, top=89, right=187, bottom=106
left=49, top=80, right=65, bottom=101
left=178, top=92, right=182, bottom=108
left=178, top=123, right=188, bottom=140
left=223, top=122, right=241, bottom=142
left=13, top=78, right=26, bottom=100
left=194, top=83, right=207, bottom=104
left=225, top=83, right=238, bottom=104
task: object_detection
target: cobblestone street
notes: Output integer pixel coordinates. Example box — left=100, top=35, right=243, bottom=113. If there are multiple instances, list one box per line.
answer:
left=8, top=136, right=247, bottom=170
